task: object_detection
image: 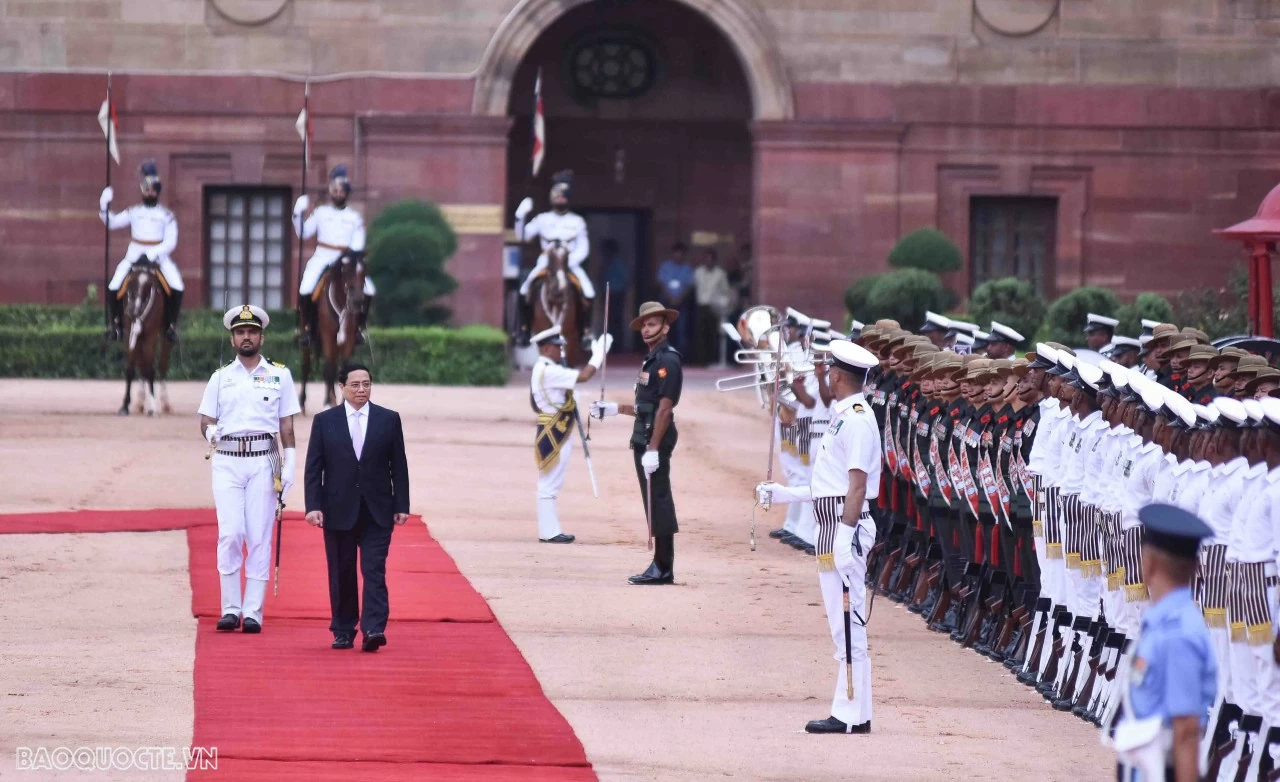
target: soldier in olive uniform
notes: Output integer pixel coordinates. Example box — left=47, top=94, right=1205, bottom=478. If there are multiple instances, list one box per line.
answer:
left=592, top=302, right=685, bottom=585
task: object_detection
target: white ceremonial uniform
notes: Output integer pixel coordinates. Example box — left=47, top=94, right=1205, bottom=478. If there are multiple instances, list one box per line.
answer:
left=789, top=356, right=821, bottom=547
left=1194, top=457, right=1246, bottom=737
left=198, top=356, right=301, bottom=624
left=1118, top=439, right=1164, bottom=630
left=1224, top=464, right=1276, bottom=739
left=103, top=203, right=184, bottom=291
left=531, top=355, right=584, bottom=541
left=809, top=391, right=881, bottom=727
left=294, top=204, right=374, bottom=296
left=1060, top=410, right=1108, bottom=621
left=1028, top=399, right=1069, bottom=608
left=517, top=210, right=594, bottom=298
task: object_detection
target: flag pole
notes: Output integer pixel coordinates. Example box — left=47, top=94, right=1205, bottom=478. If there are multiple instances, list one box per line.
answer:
left=295, top=80, right=309, bottom=338
left=103, top=71, right=113, bottom=332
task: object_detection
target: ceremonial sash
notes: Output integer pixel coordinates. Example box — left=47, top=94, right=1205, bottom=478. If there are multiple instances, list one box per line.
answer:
left=958, top=439, right=979, bottom=517
left=913, top=441, right=930, bottom=496
left=883, top=412, right=899, bottom=475
left=994, top=439, right=1012, bottom=527
left=930, top=433, right=953, bottom=504
left=534, top=392, right=576, bottom=472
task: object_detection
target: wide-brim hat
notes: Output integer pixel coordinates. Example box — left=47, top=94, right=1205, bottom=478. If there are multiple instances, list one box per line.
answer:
left=1208, top=347, right=1249, bottom=367
left=1244, top=368, right=1280, bottom=394
left=1225, top=355, right=1269, bottom=379
left=224, top=304, right=268, bottom=330
left=630, top=301, right=679, bottom=331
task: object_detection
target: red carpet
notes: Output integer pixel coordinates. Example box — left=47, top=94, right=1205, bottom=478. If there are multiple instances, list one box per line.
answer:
left=0, top=509, right=593, bottom=780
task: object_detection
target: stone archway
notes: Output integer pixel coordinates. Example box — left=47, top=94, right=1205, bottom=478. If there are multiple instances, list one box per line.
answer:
left=472, top=0, right=793, bottom=121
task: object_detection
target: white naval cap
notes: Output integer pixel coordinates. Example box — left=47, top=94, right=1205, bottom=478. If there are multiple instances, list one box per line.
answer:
left=1085, top=313, right=1119, bottom=332
left=921, top=311, right=952, bottom=332
left=1260, top=397, right=1280, bottom=428
left=224, top=304, right=269, bottom=330
left=1169, top=394, right=1197, bottom=428
left=1139, top=383, right=1165, bottom=413
left=849, top=319, right=865, bottom=332
left=1141, top=318, right=1163, bottom=330
left=785, top=307, right=813, bottom=326
left=1192, top=403, right=1218, bottom=427
left=1077, top=362, right=1105, bottom=391
left=531, top=324, right=566, bottom=346
left=811, top=317, right=833, bottom=330
left=1213, top=396, right=1248, bottom=427
left=954, top=333, right=976, bottom=347
left=828, top=339, right=879, bottom=374
left=1126, top=366, right=1149, bottom=390
left=1105, top=336, right=1142, bottom=354
left=1060, top=352, right=1076, bottom=371
left=946, top=319, right=979, bottom=334
left=987, top=321, right=1025, bottom=345
left=1029, top=343, right=1058, bottom=369
left=1242, top=398, right=1264, bottom=425
left=1099, top=359, right=1129, bottom=390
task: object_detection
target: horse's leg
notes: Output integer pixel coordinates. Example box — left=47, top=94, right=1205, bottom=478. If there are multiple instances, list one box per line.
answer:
left=141, top=345, right=157, bottom=417
left=120, top=363, right=134, bottom=416
left=158, top=339, right=173, bottom=414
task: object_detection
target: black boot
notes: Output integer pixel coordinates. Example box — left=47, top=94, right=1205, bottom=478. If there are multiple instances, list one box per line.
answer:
left=629, top=535, right=674, bottom=585
left=518, top=295, right=534, bottom=345
left=163, top=289, right=183, bottom=343
left=105, top=295, right=124, bottom=341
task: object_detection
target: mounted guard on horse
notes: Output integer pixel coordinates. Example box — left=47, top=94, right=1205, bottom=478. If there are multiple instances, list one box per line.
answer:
left=294, top=165, right=375, bottom=348
left=101, top=160, right=184, bottom=343
left=515, top=170, right=595, bottom=348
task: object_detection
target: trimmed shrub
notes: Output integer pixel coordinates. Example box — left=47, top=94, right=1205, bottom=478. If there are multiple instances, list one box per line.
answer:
left=0, top=313, right=509, bottom=386
left=887, top=228, right=962, bottom=274
left=1116, top=292, right=1174, bottom=337
left=968, top=277, right=1047, bottom=345
left=844, top=274, right=884, bottom=322
left=367, top=199, right=459, bottom=327
left=1038, top=287, right=1121, bottom=346
left=862, top=268, right=954, bottom=331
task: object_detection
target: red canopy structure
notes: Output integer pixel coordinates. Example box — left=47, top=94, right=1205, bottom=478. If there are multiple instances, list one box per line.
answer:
left=1217, top=183, right=1280, bottom=338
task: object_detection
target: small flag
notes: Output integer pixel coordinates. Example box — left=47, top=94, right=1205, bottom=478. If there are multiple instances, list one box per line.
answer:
left=295, top=105, right=311, bottom=168
left=531, top=68, right=545, bottom=178
left=98, top=91, right=120, bottom=165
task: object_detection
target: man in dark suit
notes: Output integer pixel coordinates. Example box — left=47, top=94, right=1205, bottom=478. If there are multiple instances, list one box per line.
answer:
left=304, top=362, right=410, bottom=652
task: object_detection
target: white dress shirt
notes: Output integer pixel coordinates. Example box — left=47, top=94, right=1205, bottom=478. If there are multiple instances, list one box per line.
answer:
left=198, top=356, right=301, bottom=436
left=810, top=392, right=881, bottom=506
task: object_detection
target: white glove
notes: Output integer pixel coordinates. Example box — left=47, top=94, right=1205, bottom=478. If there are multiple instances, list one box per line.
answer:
left=590, top=401, right=618, bottom=420
left=834, top=522, right=858, bottom=587
left=641, top=449, right=660, bottom=476
left=589, top=333, right=613, bottom=369
left=204, top=424, right=219, bottom=444
left=756, top=481, right=795, bottom=506
left=280, top=447, right=296, bottom=502
left=99, top=187, right=113, bottom=210
left=515, top=197, right=534, bottom=220
left=755, top=482, right=774, bottom=510
left=293, top=195, right=309, bottom=215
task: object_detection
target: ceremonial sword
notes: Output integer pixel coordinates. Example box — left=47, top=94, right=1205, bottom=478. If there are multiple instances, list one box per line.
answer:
left=843, top=584, right=854, bottom=701
left=752, top=328, right=786, bottom=551
left=273, top=472, right=285, bottom=596
left=559, top=351, right=599, bottom=498
left=587, top=282, right=610, bottom=442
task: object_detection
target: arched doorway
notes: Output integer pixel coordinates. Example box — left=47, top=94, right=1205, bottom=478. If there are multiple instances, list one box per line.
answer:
left=501, top=0, right=759, bottom=358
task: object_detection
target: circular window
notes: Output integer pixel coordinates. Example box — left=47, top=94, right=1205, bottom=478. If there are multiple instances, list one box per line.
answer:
left=568, top=33, right=656, bottom=100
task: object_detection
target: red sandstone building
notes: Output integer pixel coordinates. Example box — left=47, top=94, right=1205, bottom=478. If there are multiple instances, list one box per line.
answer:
left=3, top=0, right=1278, bottom=327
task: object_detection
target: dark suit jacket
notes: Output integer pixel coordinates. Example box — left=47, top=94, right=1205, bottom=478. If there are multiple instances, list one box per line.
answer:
left=304, top=402, right=410, bottom=531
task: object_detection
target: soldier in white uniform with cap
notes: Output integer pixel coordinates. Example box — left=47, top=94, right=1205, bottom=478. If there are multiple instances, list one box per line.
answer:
left=530, top=324, right=612, bottom=543
left=1085, top=313, right=1119, bottom=352
left=515, top=170, right=594, bottom=336
left=293, top=165, right=375, bottom=345
left=198, top=305, right=301, bottom=633
left=756, top=339, right=882, bottom=734
left=101, top=160, right=185, bottom=343
left=983, top=321, right=1025, bottom=360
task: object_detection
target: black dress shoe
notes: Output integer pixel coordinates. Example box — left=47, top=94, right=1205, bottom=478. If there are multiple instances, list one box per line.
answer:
left=215, top=614, right=241, bottom=632
left=779, top=532, right=800, bottom=545
left=332, top=632, right=355, bottom=650
left=362, top=632, right=387, bottom=652
left=805, top=716, right=871, bottom=734
left=768, top=528, right=787, bottom=539
left=540, top=533, right=576, bottom=544
left=628, top=562, right=674, bottom=585
left=242, top=618, right=261, bottom=634
left=787, top=537, right=809, bottom=550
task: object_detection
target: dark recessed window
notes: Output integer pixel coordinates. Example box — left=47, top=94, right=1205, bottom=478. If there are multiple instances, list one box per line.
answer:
left=568, top=32, right=656, bottom=100
left=969, top=196, right=1058, bottom=297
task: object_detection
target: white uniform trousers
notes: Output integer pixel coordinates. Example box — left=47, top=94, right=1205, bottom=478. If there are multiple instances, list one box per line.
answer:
left=817, top=519, right=876, bottom=727
left=298, top=247, right=376, bottom=297
left=520, top=254, right=595, bottom=298
left=108, top=249, right=185, bottom=291
left=536, top=436, right=575, bottom=541
left=212, top=451, right=278, bottom=623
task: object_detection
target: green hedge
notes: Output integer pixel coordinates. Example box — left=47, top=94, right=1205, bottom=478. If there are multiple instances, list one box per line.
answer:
left=0, top=307, right=510, bottom=386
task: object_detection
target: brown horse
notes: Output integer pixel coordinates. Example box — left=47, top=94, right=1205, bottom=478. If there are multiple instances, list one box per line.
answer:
left=118, top=260, right=172, bottom=416
left=299, top=251, right=366, bottom=412
left=529, top=240, right=585, bottom=366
